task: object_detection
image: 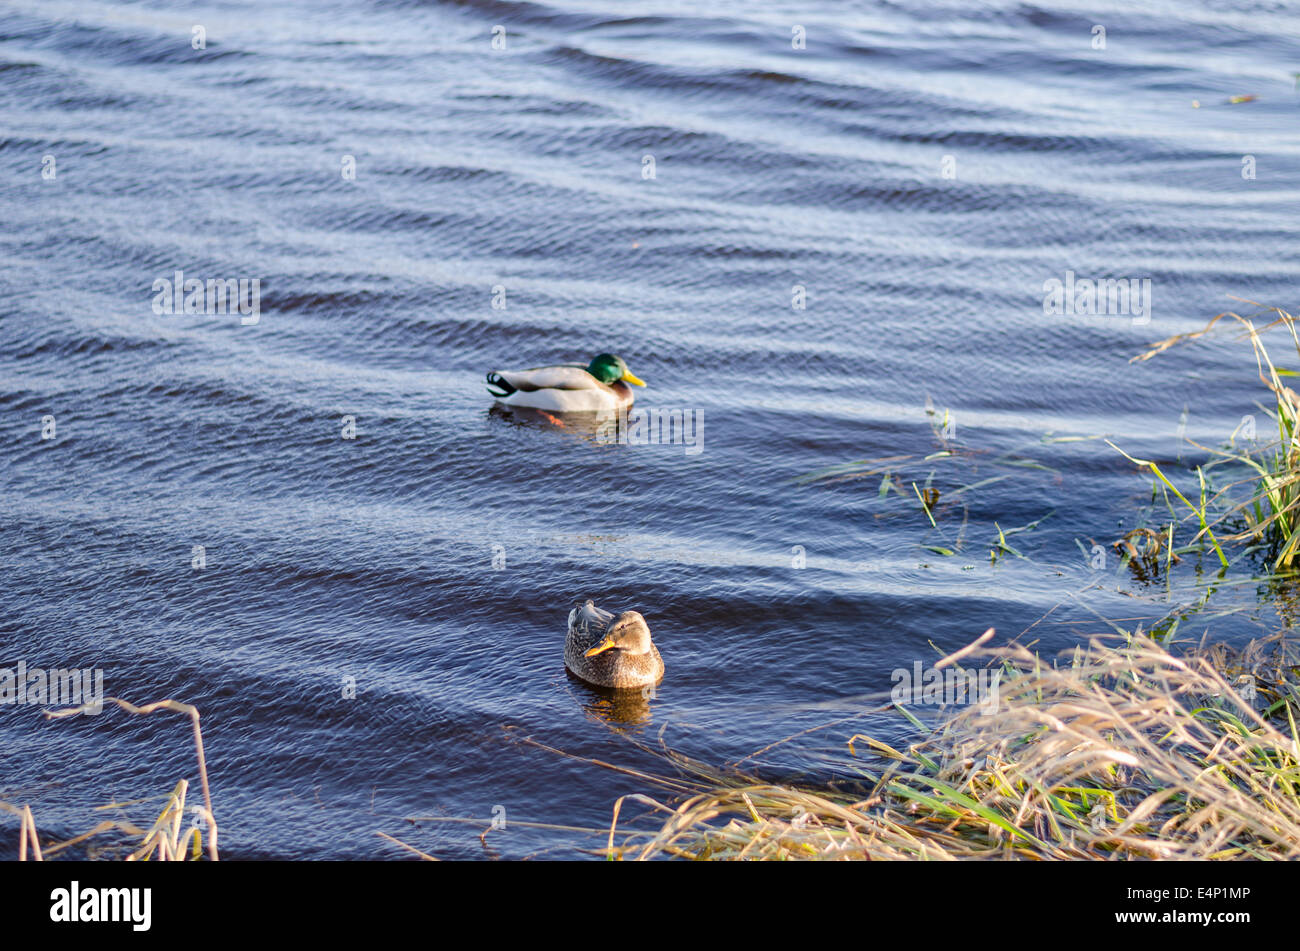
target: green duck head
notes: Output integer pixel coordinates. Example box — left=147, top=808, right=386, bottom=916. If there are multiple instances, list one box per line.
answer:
left=586, top=353, right=646, bottom=387
left=584, top=610, right=654, bottom=658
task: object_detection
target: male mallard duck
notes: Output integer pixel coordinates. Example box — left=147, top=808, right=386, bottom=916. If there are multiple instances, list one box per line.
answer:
left=486, top=353, right=646, bottom=413
left=564, top=600, right=664, bottom=689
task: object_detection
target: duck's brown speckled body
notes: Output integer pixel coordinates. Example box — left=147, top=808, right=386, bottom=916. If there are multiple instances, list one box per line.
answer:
left=564, top=600, right=664, bottom=690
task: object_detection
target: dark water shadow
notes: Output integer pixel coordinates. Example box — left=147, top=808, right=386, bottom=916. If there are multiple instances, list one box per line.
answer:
left=487, top=403, right=622, bottom=444
left=564, top=668, right=658, bottom=729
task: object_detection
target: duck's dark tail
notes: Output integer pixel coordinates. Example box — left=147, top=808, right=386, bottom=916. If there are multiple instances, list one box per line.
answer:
left=485, top=371, right=515, bottom=398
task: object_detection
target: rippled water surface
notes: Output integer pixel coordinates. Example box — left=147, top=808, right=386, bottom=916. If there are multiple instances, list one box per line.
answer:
left=4, top=0, right=1300, bottom=858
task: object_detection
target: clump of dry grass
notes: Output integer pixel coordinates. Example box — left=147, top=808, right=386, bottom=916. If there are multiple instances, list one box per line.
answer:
left=2, top=697, right=218, bottom=861
left=610, top=633, right=1300, bottom=860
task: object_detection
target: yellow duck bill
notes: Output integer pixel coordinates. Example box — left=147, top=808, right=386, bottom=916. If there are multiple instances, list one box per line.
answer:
left=584, top=636, right=616, bottom=657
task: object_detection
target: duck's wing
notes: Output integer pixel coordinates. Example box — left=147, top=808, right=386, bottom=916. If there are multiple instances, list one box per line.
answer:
left=566, top=599, right=615, bottom=663
left=569, top=600, right=614, bottom=643
left=486, top=364, right=596, bottom=397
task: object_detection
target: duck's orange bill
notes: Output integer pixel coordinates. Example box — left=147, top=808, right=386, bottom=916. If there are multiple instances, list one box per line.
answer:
left=621, top=370, right=646, bottom=387
left=584, top=636, right=616, bottom=657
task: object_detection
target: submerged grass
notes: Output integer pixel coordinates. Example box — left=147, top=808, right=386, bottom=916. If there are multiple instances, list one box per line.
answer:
left=607, top=633, right=1300, bottom=860
left=794, top=402, right=1079, bottom=563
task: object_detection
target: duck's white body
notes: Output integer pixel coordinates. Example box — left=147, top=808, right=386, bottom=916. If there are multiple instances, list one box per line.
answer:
left=486, top=364, right=635, bottom=413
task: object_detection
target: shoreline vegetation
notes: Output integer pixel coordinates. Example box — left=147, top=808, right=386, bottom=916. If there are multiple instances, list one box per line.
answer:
left=6, top=302, right=1300, bottom=861
left=605, top=631, right=1300, bottom=860
left=610, top=301, right=1300, bottom=861
left=1125, top=300, right=1300, bottom=572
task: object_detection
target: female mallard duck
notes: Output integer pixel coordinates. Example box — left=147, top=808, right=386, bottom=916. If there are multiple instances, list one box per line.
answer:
left=486, top=353, right=646, bottom=413
left=564, top=600, right=664, bottom=689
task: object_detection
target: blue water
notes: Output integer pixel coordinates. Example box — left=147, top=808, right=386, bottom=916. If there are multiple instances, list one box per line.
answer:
left=3, top=0, right=1300, bottom=858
